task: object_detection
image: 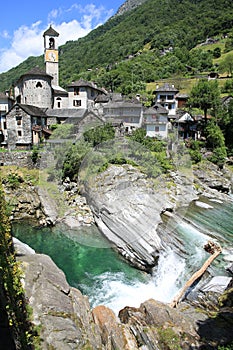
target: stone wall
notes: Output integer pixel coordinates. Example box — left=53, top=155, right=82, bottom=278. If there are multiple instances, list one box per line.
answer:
left=0, top=151, right=34, bottom=168
left=0, top=150, right=55, bottom=169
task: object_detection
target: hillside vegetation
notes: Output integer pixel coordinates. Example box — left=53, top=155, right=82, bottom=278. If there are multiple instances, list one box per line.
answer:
left=0, top=0, right=233, bottom=94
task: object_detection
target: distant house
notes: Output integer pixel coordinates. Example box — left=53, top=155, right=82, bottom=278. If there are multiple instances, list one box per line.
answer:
left=143, top=103, right=169, bottom=138
left=4, top=103, right=51, bottom=150
left=176, top=93, right=189, bottom=109
left=103, top=94, right=143, bottom=134
left=174, top=111, right=197, bottom=139
left=154, top=83, right=179, bottom=119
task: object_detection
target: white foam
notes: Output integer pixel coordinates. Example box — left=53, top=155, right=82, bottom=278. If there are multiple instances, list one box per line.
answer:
left=89, top=250, right=185, bottom=314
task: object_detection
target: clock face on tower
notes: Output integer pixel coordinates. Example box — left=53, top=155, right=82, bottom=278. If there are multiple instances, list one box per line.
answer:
left=45, top=49, right=58, bottom=62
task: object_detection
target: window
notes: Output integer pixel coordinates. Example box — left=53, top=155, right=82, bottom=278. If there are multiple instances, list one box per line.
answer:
left=56, top=97, right=61, bottom=108
left=18, top=130, right=22, bottom=137
left=74, top=87, right=79, bottom=95
left=155, top=126, right=159, bottom=132
left=49, top=38, right=55, bottom=49
left=167, top=95, right=173, bottom=100
left=36, top=82, right=42, bottom=88
left=16, top=116, right=22, bottom=126
left=3, top=122, right=7, bottom=129
left=73, top=100, right=81, bottom=107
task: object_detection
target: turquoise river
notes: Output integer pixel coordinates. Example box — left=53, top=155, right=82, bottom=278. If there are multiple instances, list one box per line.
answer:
left=13, top=196, right=233, bottom=314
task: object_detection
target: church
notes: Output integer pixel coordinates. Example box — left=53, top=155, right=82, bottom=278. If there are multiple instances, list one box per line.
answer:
left=0, top=25, right=107, bottom=149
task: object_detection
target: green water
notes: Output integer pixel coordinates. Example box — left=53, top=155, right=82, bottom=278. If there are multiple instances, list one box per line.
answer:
left=12, top=197, right=233, bottom=312
left=12, top=222, right=149, bottom=309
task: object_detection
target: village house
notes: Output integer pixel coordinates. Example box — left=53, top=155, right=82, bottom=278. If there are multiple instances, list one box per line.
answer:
left=143, top=103, right=169, bottom=138
left=0, top=25, right=108, bottom=149
left=0, top=24, right=203, bottom=149
left=103, top=93, right=143, bottom=134
left=4, top=103, right=51, bottom=150
left=154, top=83, right=179, bottom=120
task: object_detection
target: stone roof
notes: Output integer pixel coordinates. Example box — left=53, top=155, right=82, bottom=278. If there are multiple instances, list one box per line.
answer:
left=18, top=104, right=48, bottom=117
left=16, top=67, right=53, bottom=83
left=67, top=79, right=107, bottom=94
left=46, top=108, right=86, bottom=120
left=103, top=99, right=143, bottom=109
left=5, top=103, right=47, bottom=117
left=52, top=85, right=68, bottom=96
left=0, top=92, right=14, bottom=100
left=176, top=93, right=189, bottom=99
left=144, top=103, right=168, bottom=115
left=43, top=25, right=59, bottom=37
left=95, top=94, right=109, bottom=103
left=155, top=83, right=179, bottom=93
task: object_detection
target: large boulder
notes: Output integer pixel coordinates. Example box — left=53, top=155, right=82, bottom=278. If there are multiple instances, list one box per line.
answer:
left=83, top=164, right=196, bottom=271
left=17, top=251, right=102, bottom=349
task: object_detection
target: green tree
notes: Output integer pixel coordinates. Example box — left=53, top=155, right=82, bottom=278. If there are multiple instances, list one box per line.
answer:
left=219, top=53, right=233, bottom=77
left=50, top=124, right=75, bottom=139
left=224, top=30, right=233, bottom=53
left=219, top=99, right=233, bottom=155
left=205, top=121, right=227, bottom=167
left=206, top=120, right=225, bottom=149
left=213, top=47, right=221, bottom=58
left=189, top=79, right=221, bottom=123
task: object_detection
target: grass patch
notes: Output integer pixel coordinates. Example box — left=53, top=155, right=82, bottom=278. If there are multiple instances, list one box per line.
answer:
left=38, top=170, right=67, bottom=217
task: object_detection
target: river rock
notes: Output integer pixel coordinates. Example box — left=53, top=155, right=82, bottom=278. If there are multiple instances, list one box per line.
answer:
left=13, top=237, right=35, bottom=256
left=92, top=305, right=138, bottom=349
left=193, top=161, right=232, bottom=197
left=18, top=252, right=102, bottom=349
left=83, top=164, right=196, bottom=271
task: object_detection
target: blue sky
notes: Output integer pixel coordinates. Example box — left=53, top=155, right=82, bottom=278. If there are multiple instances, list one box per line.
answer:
left=0, top=0, right=124, bottom=73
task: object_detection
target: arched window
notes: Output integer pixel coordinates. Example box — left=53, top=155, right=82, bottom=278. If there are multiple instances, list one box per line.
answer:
left=56, top=97, right=62, bottom=108
left=49, top=38, right=55, bottom=49
left=36, top=82, right=42, bottom=88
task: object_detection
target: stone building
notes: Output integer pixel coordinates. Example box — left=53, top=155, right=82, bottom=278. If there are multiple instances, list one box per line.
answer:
left=154, top=83, right=179, bottom=119
left=14, top=67, right=53, bottom=109
left=103, top=94, right=143, bottom=134
left=4, top=103, right=51, bottom=150
left=143, top=103, right=169, bottom=138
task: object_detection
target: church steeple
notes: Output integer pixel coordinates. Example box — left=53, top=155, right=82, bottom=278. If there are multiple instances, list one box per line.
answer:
left=43, top=25, right=59, bottom=86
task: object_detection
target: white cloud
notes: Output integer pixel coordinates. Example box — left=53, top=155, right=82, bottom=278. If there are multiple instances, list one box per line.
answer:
left=1, top=30, right=10, bottom=39
left=0, top=3, right=113, bottom=74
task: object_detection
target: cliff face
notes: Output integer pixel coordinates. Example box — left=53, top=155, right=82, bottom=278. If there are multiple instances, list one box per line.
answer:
left=115, top=0, right=148, bottom=16
left=83, top=164, right=197, bottom=271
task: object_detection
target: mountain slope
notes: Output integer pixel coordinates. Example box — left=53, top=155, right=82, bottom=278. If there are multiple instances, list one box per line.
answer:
left=0, top=0, right=233, bottom=93
left=114, top=0, right=148, bottom=16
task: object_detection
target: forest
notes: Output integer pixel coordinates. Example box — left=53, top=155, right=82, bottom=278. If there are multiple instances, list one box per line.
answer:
left=0, top=0, right=233, bottom=94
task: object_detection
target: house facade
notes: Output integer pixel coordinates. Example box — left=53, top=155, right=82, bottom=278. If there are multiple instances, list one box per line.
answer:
left=67, top=80, right=107, bottom=110
left=4, top=104, right=50, bottom=150
left=103, top=94, right=143, bottom=134
left=154, top=83, right=179, bottom=118
left=143, top=104, right=169, bottom=138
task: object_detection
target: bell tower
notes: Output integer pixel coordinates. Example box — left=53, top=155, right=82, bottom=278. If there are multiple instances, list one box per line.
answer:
left=43, top=25, right=59, bottom=86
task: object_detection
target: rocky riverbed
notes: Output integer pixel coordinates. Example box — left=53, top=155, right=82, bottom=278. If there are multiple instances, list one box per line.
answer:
left=3, top=161, right=233, bottom=349
left=14, top=237, right=233, bottom=349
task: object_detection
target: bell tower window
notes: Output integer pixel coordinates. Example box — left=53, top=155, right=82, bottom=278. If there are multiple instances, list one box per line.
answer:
left=36, top=82, right=42, bottom=88
left=49, top=38, right=55, bottom=49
